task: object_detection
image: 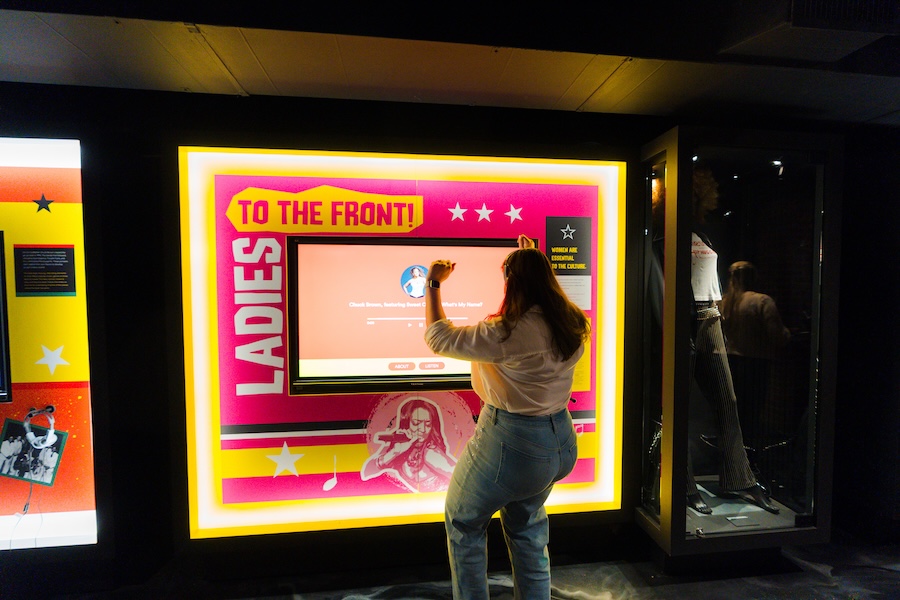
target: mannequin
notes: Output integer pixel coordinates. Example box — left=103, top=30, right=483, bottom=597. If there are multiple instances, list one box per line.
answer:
left=647, top=169, right=778, bottom=515
left=685, top=167, right=777, bottom=514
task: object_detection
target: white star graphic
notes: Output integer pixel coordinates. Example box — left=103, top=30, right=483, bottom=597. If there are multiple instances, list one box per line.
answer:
left=448, top=202, right=467, bottom=221
left=475, top=203, right=493, bottom=222
left=560, top=224, right=576, bottom=239
left=36, top=345, right=69, bottom=375
left=505, top=204, right=523, bottom=223
left=266, top=442, right=304, bottom=477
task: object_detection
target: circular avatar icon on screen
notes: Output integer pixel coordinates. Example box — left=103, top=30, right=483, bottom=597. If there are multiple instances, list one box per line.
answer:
left=401, top=265, right=428, bottom=298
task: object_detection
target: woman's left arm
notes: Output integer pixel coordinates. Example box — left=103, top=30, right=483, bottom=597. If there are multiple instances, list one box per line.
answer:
left=425, top=260, right=454, bottom=326
left=424, top=259, right=506, bottom=363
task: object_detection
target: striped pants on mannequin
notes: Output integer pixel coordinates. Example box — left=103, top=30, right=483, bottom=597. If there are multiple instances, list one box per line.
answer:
left=686, top=309, right=756, bottom=494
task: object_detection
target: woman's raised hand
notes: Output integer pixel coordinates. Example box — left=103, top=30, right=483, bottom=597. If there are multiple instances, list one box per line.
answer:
left=428, top=259, right=455, bottom=282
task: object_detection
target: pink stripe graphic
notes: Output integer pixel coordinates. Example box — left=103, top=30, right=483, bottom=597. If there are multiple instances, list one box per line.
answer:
left=221, top=458, right=597, bottom=503
left=572, top=422, right=596, bottom=436
left=557, top=458, right=596, bottom=485
left=222, top=471, right=407, bottom=503
left=221, top=433, right=366, bottom=450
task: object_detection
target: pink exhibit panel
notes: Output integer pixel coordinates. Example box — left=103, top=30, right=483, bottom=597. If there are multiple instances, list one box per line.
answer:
left=179, top=148, right=626, bottom=538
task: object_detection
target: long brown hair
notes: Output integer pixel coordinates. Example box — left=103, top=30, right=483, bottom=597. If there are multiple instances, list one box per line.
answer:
left=491, top=248, right=590, bottom=360
left=720, top=261, right=756, bottom=322
left=692, top=165, right=719, bottom=224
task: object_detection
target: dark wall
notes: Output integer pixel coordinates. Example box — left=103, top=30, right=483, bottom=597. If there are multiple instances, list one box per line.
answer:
left=834, top=126, right=900, bottom=543
left=0, top=81, right=896, bottom=595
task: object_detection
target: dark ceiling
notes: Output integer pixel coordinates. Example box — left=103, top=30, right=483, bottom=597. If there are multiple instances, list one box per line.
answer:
left=1, top=1, right=898, bottom=125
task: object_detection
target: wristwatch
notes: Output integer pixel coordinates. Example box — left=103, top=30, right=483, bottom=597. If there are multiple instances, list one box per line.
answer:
left=427, top=280, right=440, bottom=289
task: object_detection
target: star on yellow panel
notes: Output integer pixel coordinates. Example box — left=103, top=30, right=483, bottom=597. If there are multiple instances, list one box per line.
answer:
left=266, top=442, right=304, bottom=477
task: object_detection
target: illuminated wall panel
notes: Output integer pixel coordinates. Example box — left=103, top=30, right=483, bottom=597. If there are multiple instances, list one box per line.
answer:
left=180, top=148, right=625, bottom=538
left=0, top=138, right=97, bottom=550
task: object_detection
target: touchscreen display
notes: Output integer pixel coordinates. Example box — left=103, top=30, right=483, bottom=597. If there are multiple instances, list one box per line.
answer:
left=288, top=237, right=518, bottom=394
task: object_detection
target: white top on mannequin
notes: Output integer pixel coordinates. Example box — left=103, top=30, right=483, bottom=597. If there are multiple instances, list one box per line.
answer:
left=691, top=232, right=722, bottom=302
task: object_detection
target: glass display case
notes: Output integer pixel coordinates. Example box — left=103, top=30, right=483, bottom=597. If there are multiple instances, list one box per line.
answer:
left=636, top=127, right=841, bottom=556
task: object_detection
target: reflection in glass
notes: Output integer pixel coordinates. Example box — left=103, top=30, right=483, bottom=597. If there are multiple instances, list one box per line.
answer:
left=721, top=260, right=792, bottom=460
left=684, top=148, right=820, bottom=533
left=641, top=161, right=665, bottom=517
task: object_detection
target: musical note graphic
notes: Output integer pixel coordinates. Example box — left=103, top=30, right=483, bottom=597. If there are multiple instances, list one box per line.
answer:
left=323, top=455, right=337, bottom=491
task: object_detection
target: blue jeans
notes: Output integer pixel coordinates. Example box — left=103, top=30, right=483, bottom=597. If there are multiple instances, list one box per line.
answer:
left=445, top=404, right=578, bottom=600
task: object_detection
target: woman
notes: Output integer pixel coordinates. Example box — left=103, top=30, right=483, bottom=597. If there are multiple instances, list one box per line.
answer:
left=424, top=234, right=590, bottom=600
left=720, top=261, right=790, bottom=360
left=720, top=260, right=791, bottom=454
left=363, top=396, right=457, bottom=493
left=403, top=266, right=428, bottom=298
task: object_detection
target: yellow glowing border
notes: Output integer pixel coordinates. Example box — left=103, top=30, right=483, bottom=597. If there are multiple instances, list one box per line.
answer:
left=179, top=147, right=625, bottom=538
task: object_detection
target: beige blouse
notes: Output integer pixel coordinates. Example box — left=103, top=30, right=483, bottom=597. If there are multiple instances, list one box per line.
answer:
left=425, top=306, right=582, bottom=416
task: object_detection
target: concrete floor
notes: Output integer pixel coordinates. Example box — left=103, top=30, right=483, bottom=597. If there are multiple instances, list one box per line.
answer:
left=46, top=528, right=898, bottom=600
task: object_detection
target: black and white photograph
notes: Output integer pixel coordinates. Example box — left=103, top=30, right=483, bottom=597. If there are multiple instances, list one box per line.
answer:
left=0, top=418, right=67, bottom=487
